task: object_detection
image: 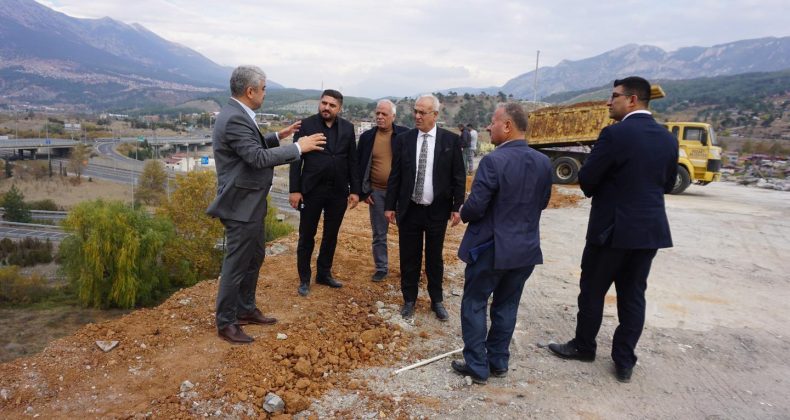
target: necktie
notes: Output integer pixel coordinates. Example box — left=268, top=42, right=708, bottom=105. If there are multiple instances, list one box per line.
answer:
left=412, top=133, right=429, bottom=203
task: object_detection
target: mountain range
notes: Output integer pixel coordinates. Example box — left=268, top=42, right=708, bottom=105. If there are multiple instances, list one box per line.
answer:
left=0, top=0, right=252, bottom=110
left=499, top=37, right=790, bottom=100
left=1, top=0, right=789, bottom=110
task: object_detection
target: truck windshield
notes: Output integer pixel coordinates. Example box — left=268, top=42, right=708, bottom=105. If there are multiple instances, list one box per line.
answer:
left=708, top=128, right=717, bottom=146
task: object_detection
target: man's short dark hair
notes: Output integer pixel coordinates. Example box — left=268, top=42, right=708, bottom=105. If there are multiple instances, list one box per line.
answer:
left=614, top=76, right=651, bottom=105
left=321, top=89, right=344, bottom=105
left=501, top=102, right=528, bottom=132
left=466, top=123, right=475, bottom=129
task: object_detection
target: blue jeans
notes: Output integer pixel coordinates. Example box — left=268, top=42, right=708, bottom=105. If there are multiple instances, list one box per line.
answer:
left=368, top=188, right=389, bottom=272
left=461, top=246, right=534, bottom=379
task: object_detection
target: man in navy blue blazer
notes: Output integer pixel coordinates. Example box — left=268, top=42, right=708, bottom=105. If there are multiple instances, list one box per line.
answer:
left=549, top=77, right=678, bottom=383
left=451, top=103, right=552, bottom=384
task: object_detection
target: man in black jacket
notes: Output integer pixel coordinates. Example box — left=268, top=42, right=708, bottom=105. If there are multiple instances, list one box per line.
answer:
left=357, top=99, right=408, bottom=282
left=385, top=94, right=466, bottom=321
left=289, top=89, right=360, bottom=296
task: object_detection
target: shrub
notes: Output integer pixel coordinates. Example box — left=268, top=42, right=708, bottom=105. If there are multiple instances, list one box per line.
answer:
left=27, top=199, right=62, bottom=211
left=59, top=200, right=174, bottom=308
left=0, top=266, right=51, bottom=305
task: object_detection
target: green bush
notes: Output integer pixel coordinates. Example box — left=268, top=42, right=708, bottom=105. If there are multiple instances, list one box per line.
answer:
left=264, top=197, right=293, bottom=242
left=59, top=200, right=174, bottom=309
left=27, top=199, right=62, bottom=211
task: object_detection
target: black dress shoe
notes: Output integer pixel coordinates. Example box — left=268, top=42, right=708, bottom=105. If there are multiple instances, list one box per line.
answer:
left=490, top=367, right=508, bottom=378
left=371, top=271, right=387, bottom=282
left=431, top=302, right=449, bottom=321
left=217, top=324, right=253, bottom=344
left=548, top=340, right=595, bottom=362
left=236, top=309, right=277, bottom=325
left=297, top=281, right=310, bottom=297
left=316, top=275, right=343, bottom=288
left=615, top=365, right=633, bottom=383
left=400, top=301, right=415, bottom=318
left=451, top=360, right=487, bottom=385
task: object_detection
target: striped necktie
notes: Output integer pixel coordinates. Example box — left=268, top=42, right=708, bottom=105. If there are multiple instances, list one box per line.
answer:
left=412, top=133, right=429, bottom=202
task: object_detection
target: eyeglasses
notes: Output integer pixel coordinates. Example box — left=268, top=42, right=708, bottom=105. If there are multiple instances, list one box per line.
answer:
left=413, top=109, right=436, bottom=116
left=610, top=92, right=634, bottom=100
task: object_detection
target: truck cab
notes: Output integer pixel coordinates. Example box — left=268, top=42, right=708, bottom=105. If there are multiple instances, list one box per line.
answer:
left=662, top=122, right=722, bottom=194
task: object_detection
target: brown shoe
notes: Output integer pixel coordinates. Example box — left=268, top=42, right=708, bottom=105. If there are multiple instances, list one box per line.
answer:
left=217, top=324, right=253, bottom=344
left=237, top=308, right=277, bottom=325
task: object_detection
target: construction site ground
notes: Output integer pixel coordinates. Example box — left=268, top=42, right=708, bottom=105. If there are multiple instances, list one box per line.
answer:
left=1, top=182, right=788, bottom=419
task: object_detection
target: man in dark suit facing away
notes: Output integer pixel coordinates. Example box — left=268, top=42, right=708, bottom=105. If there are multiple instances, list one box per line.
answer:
left=207, top=65, right=326, bottom=344
left=549, top=77, right=679, bottom=383
left=449, top=103, right=552, bottom=385
left=384, top=94, right=466, bottom=321
left=289, top=89, right=360, bottom=296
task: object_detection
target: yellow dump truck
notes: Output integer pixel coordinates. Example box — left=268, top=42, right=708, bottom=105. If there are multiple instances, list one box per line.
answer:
left=526, top=86, right=721, bottom=194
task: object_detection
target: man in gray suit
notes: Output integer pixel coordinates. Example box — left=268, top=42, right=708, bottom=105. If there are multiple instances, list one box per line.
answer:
left=207, top=65, right=326, bottom=344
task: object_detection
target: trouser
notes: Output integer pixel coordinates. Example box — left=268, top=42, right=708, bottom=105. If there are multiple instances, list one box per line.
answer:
left=460, top=246, right=534, bottom=380
left=368, top=188, right=389, bottom=272
left=463, top=148, right=474, bottom=173
left=398, top=204, right=447, bottom=304
left=296, top=186, right=348, bottom=282
left=574, top=242, right=658, bottom=369
left=215, top=217, right=265, bottom=329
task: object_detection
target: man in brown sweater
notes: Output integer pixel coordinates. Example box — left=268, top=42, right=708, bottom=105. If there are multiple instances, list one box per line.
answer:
left=356, top=99, right=409, bottom=281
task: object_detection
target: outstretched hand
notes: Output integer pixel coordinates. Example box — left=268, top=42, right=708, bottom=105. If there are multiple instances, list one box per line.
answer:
left=277, top=121, right=301, bottom=140
left=297, top=133, right=326, bottom=153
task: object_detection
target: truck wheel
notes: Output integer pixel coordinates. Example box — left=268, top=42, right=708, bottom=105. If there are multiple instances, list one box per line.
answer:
left=671, top=166, right=691, bottom=194
left=552, top=157, right=581, bottom=184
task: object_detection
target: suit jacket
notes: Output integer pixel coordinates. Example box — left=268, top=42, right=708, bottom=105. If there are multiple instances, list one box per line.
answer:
left=289, top=113, right=360, bottom=197
left=385, top=127, right=466, bottom=224
left=457, top=140, right=552, bottom=269
left=356, top=123, right=409, bottom=200
left=206, top=99, right=301, bottom=223
left=579, top=113, right=678, bottom=249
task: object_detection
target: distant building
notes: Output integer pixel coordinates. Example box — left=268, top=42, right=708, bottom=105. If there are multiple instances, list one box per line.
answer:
left=356, top=121, right=373, bottom=135
left=164, top=153, right=215, bottom=172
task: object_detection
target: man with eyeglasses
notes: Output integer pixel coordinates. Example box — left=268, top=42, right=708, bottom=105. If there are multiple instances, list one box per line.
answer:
left=548, top=76, right=678, bottom=383
left=385, top=94, right=466, bottom=321
left=207, top=65, right=326, bottom=344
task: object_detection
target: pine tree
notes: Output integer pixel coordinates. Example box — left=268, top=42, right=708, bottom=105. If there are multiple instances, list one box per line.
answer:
left=2, top=185, right=32, bottom=223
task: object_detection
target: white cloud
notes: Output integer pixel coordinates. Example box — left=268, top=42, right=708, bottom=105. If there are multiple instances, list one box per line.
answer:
left=36, top=0, right=790, bottom=97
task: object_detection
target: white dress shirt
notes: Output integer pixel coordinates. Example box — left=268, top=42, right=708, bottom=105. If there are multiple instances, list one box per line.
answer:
left=622, top=109, right=652, bottom=121
left=413, top=125, right=437, bottom=205
left=229, top=97, right=298, bottom=152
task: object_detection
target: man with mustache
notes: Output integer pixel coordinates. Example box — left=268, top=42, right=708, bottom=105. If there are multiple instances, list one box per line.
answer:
left=289, top=89, right=360, bottom=296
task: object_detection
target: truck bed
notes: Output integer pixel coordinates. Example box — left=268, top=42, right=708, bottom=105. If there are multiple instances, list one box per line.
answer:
left=526, top=101, right=613, bottom=148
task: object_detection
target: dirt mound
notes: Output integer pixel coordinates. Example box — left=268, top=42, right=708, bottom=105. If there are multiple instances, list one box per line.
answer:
left=0, top=188, right=580, bottom=418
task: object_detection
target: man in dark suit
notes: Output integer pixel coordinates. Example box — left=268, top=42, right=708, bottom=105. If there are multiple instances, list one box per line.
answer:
left=207, top=65, right=325, bottom=344
left=384, top=94, right=465, bottom=321
left=450, top=103, right=552, bottom=385
left=548, top=77, right=678, bottom=383
left=357, top=99, right=409, bottom=282
left=289, top=89, right=360, bottom=296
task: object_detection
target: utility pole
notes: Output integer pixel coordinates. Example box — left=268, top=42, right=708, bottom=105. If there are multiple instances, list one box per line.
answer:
left=533, top=50, right=540, bottom=103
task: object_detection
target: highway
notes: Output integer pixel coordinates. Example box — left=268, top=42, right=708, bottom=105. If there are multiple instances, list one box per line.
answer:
left=0, top=222, right=69, bottom=242
left=0, top=140, right=296, bottom=242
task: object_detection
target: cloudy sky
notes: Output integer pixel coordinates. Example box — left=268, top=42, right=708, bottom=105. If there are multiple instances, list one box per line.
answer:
left=40, top=0, right=790, bottom=98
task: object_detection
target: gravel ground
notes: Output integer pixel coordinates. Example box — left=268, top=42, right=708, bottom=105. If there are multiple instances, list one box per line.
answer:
left=1, top=182, right=787, bottom=419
